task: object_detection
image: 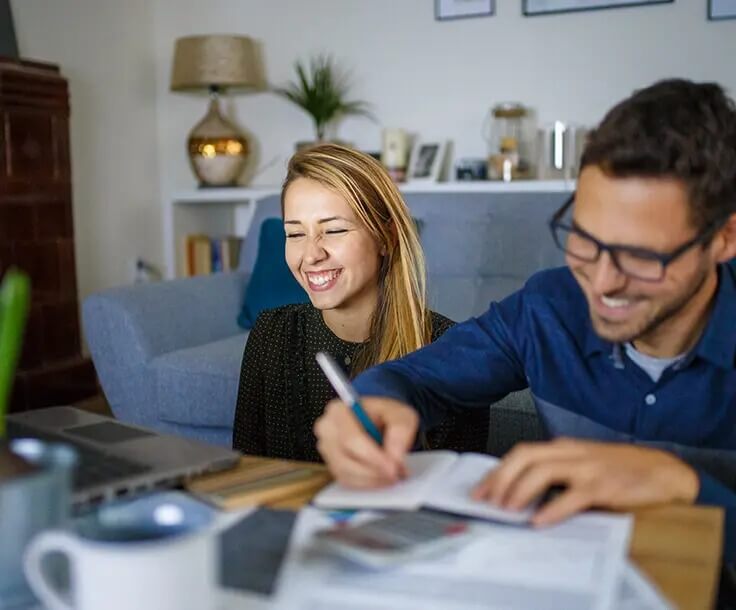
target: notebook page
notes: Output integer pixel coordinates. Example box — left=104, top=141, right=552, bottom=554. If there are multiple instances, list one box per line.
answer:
left=424, top=452, right=534, bottom=524
left=312, top=451, right=458, bottom=510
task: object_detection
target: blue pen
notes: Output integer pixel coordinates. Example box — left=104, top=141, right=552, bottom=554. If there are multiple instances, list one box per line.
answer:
left=315, top=351, right=383, bottom=445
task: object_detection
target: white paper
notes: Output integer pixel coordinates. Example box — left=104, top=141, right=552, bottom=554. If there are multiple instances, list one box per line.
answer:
left=424, top=452, right=534, bottom=524
left=313, top=451, right=534, bottom=526
left=616, top=562, right=673, bottom=610
left=312, top=451, right=457, bottom=510
left=270, top=507, right=633, bottom=610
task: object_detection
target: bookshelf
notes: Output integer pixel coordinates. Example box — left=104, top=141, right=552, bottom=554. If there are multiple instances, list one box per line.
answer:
left=163, top=180, right=575, bottom=280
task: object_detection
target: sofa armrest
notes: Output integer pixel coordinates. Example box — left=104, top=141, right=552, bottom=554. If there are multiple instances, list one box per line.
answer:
left=82, top=272, right=248, bottom=424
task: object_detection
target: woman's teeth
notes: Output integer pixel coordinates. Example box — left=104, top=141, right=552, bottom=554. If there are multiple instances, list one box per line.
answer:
left=307, top=270, right=340, bottom=286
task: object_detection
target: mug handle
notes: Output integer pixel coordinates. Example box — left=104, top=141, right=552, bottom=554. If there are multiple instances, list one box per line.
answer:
left=23, top=529, right=77, bottom=610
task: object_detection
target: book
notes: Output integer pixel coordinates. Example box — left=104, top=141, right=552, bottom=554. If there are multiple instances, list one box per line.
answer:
left=219, top=236, right=242, bottom=272
left=180, top=234, right=211, bottom=277
left=180, top=234, right=243, bottom=277
left=211, top=238, right=222, bottom=273
left=313, top=451, right=534, bottom=524
left=187, top=456, right=331, bottom=511
left=192, top=235, right=212, bottom=275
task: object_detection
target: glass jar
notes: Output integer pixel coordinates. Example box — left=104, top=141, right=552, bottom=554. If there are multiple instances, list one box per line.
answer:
left=483, top=102, right=532, bottom=181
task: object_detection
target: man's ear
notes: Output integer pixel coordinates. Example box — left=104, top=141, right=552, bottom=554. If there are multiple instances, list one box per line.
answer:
left=713, top=212, right=736, bottom=263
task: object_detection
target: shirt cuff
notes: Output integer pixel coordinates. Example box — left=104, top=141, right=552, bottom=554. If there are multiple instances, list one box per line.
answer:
left=695, top=470, right=736, bottom=565
left=696, top=470, right=736, bottom=507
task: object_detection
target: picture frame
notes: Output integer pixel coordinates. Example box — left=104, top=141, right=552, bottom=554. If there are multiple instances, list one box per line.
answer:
left=407, top=141, right=447, bottom=183
left=708, top=0, right=736, bottom=20
left=522, top=0, right=672, bottom=17
left=435, top=0, right=494, bottom=21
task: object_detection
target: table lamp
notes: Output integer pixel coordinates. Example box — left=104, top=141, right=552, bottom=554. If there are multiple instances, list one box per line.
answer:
left=171, top=35, right=263, bottom=187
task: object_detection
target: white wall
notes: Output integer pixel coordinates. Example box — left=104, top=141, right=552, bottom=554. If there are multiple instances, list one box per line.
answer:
left=9, top=0, right=736, bottom=295
left=10, top=0, right=161, bottom=299
left=154, top=0, right=736, bottom=195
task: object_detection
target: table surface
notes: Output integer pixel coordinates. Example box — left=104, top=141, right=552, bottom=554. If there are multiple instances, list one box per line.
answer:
left=219, top=456, right=724, bottom=610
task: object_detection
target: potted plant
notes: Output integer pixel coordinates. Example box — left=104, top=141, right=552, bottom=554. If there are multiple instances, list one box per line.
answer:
left=275, top=54, right=372, bottom=147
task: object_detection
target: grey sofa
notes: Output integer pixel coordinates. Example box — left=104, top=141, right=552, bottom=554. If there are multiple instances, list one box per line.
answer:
left=82, top=191, right=568, bottom=449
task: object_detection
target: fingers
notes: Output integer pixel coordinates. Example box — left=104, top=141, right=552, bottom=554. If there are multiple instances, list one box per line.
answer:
left=473, top=439, right=584, bottom=505
left=317, top=439, right=394, bottom=489
left=373, top=404, right=417, bottom=470
left=315, top=398, right=417, bottom=487
left=503, top=460, right=578, bottom=510
left=532, top=488, right=594, bottom=526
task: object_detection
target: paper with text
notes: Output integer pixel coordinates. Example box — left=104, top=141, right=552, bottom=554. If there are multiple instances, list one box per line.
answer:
left=272, top=507, right=632, bottom=610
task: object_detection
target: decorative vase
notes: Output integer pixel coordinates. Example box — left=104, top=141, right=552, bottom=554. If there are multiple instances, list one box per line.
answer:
left=187, top=91, right=248, bottom=188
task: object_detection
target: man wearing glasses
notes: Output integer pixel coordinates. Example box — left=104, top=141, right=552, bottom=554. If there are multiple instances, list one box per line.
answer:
left=314, top=79, right=736, bottom=565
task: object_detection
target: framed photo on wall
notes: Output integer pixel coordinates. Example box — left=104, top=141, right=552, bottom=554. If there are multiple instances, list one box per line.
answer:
left=435, top=0, right=494, bottom=21
left=523, top=0, right=673, bottom=17
left=408, top=141, right=447, bottom=183
left=709, top=0, right=736, bottom=20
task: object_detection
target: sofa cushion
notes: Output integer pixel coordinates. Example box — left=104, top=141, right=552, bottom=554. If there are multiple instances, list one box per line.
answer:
left=151, top=332, right=248, bottom=427
left=428, top=275, right=527, bottom=322
left=237, top=218, right=308, bottom=329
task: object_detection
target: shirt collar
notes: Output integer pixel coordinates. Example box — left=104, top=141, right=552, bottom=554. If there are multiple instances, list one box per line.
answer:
left=583, top=317, right=610, bottom=358
left=582, top=263, right=736, bottom=369
left=692, top=263, right=736, bottom=369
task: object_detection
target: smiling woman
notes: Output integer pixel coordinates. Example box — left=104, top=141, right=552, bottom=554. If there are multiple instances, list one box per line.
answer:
left=231, top=144, right=489, bottom=461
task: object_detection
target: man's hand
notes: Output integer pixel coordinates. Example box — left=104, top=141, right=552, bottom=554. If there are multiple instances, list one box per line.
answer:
left=314, top=397, right=419, bottom=489
left=472, top=438, right=700, bottom=525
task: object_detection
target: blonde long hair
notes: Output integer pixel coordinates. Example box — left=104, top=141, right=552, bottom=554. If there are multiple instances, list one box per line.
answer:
left=281, top=143, right=432, bottom=374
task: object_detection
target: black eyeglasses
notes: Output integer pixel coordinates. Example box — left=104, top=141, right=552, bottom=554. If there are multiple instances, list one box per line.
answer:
left=549, top=194, right=723, bottom=282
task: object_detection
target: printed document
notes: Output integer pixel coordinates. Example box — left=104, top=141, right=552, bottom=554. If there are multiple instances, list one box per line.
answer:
left=271, top=507, right=632, bottom=610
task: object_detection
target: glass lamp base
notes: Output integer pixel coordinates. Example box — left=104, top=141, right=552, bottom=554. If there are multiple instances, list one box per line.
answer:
left=187, top=94, right=248, bottom=187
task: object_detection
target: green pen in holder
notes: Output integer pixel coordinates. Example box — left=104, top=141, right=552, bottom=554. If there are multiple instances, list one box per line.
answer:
left=0, top=268, right=31, bottom=438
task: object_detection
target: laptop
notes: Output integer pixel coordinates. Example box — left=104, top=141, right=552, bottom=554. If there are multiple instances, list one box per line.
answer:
left=7, top=406, right=240, bottom=509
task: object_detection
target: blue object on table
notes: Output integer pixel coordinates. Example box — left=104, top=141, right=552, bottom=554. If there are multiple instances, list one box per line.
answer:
left=73, top=490, right=215, bottom=541
left=315, top=351, right=383, bottom=445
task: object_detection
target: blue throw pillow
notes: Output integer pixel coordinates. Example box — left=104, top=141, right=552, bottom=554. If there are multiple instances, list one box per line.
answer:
left=237, top=218, right=309, bottom=329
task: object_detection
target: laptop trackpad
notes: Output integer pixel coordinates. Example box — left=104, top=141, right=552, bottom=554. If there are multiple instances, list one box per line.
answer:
left=65, top=422, right=155, bottom=444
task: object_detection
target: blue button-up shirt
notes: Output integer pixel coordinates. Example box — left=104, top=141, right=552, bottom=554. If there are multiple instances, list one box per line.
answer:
left=354, top=264, right=736, bottom=562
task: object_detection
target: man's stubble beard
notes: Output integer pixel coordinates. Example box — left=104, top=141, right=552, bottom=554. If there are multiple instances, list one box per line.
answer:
left=589, top=262, right=712, bottom=345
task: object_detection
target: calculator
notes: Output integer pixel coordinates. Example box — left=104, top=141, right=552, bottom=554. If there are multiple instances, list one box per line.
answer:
left=314, top=511, right=475, bottom=568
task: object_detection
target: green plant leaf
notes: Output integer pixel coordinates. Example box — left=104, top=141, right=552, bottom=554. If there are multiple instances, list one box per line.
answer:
left=274, top=54, right=373, bottom=140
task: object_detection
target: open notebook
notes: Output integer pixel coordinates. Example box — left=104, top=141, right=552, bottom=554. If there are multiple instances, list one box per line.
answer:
left=313, top=451, right=535, bottom=525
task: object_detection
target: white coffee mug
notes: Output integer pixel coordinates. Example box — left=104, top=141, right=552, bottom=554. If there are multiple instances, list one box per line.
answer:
left=23, top=493, right=217, bottom=610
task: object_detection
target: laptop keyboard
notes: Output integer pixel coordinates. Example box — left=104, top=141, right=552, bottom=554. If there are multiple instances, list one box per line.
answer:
left=7, top=420, right=152, bottom=491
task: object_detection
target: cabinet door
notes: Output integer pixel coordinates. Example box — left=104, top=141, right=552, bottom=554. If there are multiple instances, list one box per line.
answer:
left=6, top=108, right=55, bottom=181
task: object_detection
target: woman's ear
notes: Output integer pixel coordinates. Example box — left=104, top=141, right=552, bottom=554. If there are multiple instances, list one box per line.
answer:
left=381, top=218, right=398, bottom=256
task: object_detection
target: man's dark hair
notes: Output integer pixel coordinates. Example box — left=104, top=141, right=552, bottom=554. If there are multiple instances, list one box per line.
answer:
left=581, top=79, right=736, bottom=231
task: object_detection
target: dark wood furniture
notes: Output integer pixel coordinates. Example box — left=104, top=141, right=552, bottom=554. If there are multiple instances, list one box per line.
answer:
left=0, top=57, right=96, bottom=411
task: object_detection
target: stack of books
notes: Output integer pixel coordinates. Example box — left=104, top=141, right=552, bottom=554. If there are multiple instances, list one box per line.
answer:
left=180, top=234, right=243, bottom=277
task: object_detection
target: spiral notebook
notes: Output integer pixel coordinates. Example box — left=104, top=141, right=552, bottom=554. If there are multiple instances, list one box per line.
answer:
left=313, top=451, right=535, bottom=524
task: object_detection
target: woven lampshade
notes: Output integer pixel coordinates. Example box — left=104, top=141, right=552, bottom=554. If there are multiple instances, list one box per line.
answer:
left=170, top=35, right=261, bottom=91
left=170, top=35, right=263, bottom=187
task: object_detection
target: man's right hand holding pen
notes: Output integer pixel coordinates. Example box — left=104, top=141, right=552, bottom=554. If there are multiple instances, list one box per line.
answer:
left=314, top=397, right=418, bottom=489
left=315, top=396, right=701, bottom=528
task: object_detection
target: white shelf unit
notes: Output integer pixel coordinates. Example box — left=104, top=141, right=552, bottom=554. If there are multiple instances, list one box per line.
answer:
left=164, top=179, right=575, bottom=279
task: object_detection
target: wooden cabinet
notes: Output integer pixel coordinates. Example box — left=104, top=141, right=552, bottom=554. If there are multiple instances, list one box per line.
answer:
left=0, top=57, right=96, bottom=411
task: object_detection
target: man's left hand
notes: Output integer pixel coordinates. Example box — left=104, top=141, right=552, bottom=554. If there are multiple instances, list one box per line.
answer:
left=472, top=438, right=700, bottom=526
